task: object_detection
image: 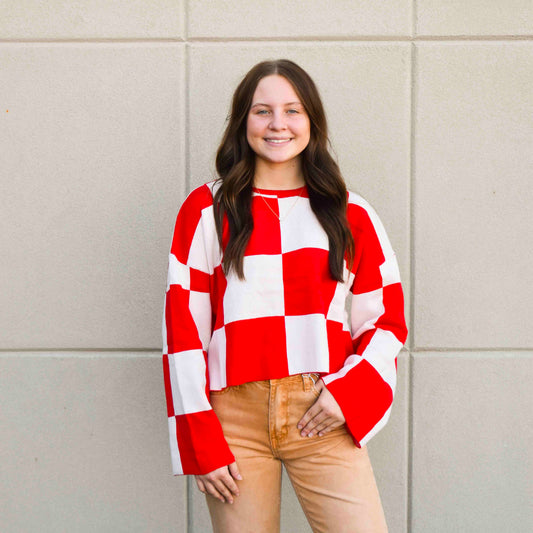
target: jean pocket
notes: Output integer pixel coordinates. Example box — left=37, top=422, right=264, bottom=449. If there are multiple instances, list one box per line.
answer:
left=303, top=373, right=321, bottom=397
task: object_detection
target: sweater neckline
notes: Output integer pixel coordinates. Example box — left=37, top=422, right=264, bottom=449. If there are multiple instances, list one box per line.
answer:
left=252, top=185, right=308, bottom=198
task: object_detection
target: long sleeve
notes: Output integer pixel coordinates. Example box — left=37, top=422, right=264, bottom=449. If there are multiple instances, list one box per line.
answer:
left=162, top=185, right=235, bottom=475
left=322, top=194, right=408, bottom=447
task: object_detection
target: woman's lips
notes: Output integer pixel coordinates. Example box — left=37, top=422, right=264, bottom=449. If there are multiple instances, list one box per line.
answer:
left=264, top=138, right=292, bottom=145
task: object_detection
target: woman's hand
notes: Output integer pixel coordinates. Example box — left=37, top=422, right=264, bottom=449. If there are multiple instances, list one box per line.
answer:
left=297, top=378, right=345, bottom=437
left=194, top=461, right=243, bottom=504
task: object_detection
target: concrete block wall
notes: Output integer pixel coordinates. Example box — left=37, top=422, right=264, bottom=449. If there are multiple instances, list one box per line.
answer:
left=1, top=2, right=531, bottom=532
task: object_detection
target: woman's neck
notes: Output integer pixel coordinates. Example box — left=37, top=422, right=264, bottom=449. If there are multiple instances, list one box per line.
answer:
left=253, top=158, right=305, bottom=190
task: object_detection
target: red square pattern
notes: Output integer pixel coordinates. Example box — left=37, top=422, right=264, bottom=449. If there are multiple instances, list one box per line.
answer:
left=282, top=248, right=338, bottom=316
left=165, top=285, right=202, bottom=354
left=326, top=359, right=393, bottom=444
left=174, top=410, right=235, bottom=475
left=224, top=316, right=289, bottom=384
left=171, top=185, right=213, bottom=264
left=245, top=196, right=282, bottom=255
left=326, top=320, right=355, bottom=374
left=374, top=283, right=408, bottom=344
left=162, top=353, right=174, bottom=417
left=347, top=204, right=386, bottom=294
left=211, top=265, right=227, bottom=331
left=189, top=267, right=210, bottom=293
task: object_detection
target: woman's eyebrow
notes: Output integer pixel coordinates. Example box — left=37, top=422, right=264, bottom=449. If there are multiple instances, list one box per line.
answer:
left=250, top=101, right=303, bottom=109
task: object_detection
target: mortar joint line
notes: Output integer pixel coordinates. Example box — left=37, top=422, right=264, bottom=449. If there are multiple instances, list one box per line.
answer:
left=407, top=36, right=416, bottom=533
left=0, top=36, right=532, bottom=45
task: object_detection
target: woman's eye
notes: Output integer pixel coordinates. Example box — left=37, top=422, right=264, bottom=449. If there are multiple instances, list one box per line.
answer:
left=287, top=109, right=299, bottom=114
left=256, top=109, right=269, bottom=115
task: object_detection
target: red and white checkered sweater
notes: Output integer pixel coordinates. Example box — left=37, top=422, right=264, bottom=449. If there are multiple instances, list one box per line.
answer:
left=162, top=180, right=408, bottom=476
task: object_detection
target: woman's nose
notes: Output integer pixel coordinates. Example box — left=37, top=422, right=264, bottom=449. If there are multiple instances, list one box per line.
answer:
left=269, top=111, right=287, bottom=130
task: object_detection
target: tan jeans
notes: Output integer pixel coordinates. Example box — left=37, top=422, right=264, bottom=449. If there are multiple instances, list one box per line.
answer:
left=206, top=374, right=388, bottom=533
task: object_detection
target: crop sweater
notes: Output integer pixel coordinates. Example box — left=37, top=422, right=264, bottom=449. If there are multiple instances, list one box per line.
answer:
left=162, top=180, right=408, bottom=476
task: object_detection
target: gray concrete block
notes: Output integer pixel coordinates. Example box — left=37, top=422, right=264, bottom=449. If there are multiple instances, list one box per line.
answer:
left=0, top=1, right=184, bottom=39
left=0, top=44, right=186, bottom=349
left=411, top=352, right=533, bottom=533
left=188, top=0, right=411, bottom=39
left=414, top=43, right=533, bottom=349
left=417, top=1, right=533, bottom=36
left=0, top=353, right=186, bottom=532
left=190, top=479, right=213, bottom=533
left=367, top=351, right=409, bottom=533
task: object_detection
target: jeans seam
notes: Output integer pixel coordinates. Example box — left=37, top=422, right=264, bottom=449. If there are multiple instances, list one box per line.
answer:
left=268, top=381, right=282, bottom=458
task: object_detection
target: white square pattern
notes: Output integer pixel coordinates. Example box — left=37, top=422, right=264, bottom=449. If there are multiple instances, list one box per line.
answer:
left=198, top=204, right=223, bottom=275
left=280, top=197, right=329, bottom=254
left=379, top=254, right=401, bottom=286
left=223, top=254, right=285, bottom=324
left=188, top=290, right=212, bottom=351
left=207, top=327, right=227, bottom=390
left=285, top=314, right=330, bottom=374
left=167, top=253, right=190, bottom=291
left=326, top=281, right=350, bottom=324
left=351, top=288, right=385, bottom=339
left=360, top=329, right=402, bottom=391
left=167, top=417, right=183, bottom=475
left=167, top=349, right=212, bottom=415
left=187, top=213, right=212, bottom=272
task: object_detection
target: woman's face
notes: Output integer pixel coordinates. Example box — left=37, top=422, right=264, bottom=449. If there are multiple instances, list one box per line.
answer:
left=246, top=75, right=311, bottom=171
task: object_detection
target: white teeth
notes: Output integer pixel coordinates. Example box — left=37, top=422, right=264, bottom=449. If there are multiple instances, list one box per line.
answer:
left=265, top=138, right=291, bottom=143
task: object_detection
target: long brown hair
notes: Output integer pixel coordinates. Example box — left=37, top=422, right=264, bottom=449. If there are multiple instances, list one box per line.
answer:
left=213, top=59, right=354, bottom=282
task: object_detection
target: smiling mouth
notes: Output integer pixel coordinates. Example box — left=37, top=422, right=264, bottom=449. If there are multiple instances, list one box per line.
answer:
left=264, top=138, right=292, bottom=144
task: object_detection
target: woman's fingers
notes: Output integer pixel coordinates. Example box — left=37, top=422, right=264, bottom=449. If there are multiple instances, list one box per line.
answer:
left=218, top=472, right=240, bottom=498
left=301, top=414, right=344, bottom=437
left=195, top=463, right=242, bottom=503
left=204, top=480, right=227, bottom=503
left=297, top=401, right=321, bottom=433
left=311, top=416, right=333, bottom=434
left=297, top=384, right=345, bottom=437
left=203, top=477, right=234, bottom=504
left=316, top=418, right=344, bottom=436
left=195, top=477, right=207, bottom=494
left=302, top=414, right=334, bottom=437
left=228, top=461, right=243, bottom=481
left=212, top=478, right=235, bottom=504
left=299, top=411, right=324, bottom=436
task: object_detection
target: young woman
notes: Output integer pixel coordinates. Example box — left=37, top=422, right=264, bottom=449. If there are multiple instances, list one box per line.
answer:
left=162, top=59, right=408, bottom=533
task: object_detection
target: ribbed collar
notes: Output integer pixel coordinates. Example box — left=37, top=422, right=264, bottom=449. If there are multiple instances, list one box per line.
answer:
left=252, top=185, right=308, bottom=198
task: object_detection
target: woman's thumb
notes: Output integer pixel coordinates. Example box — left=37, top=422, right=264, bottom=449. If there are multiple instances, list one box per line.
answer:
left=228, top=461, right=243, bottom=480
